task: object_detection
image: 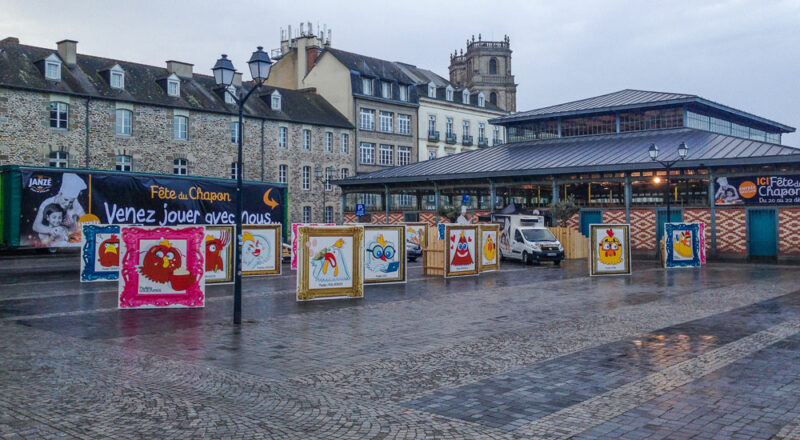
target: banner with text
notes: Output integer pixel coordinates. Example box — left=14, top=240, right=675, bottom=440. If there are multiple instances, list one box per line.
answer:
left=714, top=175, right=800, bottom=206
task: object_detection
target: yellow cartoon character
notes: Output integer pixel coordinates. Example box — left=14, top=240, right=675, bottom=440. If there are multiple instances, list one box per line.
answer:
left=483, top=235, right=496, bottom=261
left=673, top=231, right=694, bottom=258
left=598, top=228, right=623, bottom=265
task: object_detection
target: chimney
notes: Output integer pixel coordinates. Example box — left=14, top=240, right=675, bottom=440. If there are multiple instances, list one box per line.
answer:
left=1, top=37, right=19, bottom=45
left=57, top=39, right=77, bottom=65
left=166, top=60, right=193, bottom=79
left=232, top=72, right=243, bottom=87
left=307, top=46, right=321, bottom=73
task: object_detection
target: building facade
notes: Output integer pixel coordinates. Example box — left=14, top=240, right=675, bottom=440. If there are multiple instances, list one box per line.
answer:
left=395, top=62, right=507, bottom=161
left=0, top=37, right=354, bottom=225
left=448, top=34, right=517, bottom=112
left=337, top=89, right=800, bottom=261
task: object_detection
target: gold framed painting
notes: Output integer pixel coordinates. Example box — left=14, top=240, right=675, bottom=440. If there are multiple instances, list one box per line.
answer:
left=478, top=224, right=500, bottom=272
left=403, top=222, right=429, bottom=248
left=589, top=224, right=631, bottom=276
left=444, top=224, right=479, bottom=278
left=204, top=225, right=235, bottom=284
left=362, top=225, right=406, bottom=284
left=297, top=225, right=364, bottom=301
left=241, top=224, right=281, bottom=276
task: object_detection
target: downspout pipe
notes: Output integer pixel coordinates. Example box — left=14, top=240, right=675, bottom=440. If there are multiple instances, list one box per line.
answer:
left=84, top=97, right=91, bottom=167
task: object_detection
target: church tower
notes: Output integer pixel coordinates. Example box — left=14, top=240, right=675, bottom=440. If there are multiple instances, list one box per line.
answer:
left=448, top=34, right=517, bottom=112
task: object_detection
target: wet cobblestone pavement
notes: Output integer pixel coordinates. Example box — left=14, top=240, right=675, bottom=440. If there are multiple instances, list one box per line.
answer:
left=2, top=252, right=800, bottom=438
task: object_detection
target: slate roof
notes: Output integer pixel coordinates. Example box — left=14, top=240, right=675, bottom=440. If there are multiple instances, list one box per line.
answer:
left=337, top=127, right=800, bottom=185
left=0, top=39, right=352, bottom=129
left=492, top=89, right=795, bottom=133
left=325, top=48, right=415, bottom=85
left=396, top=62, right=505, bottom=113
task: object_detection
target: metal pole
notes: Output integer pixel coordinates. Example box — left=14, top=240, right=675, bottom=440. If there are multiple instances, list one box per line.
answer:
left=384, top=184, right=390, bottom=224
left=624, top=173, right=631, bottom=223
left=233, top=101, right=244, bottom=325
left=665, top=163, right=671, bottom=223
left=322, top=177, right=327, bottom=223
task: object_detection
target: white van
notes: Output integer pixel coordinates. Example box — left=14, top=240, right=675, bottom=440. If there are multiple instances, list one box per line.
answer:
left=494, top=214, right=564, bottom=265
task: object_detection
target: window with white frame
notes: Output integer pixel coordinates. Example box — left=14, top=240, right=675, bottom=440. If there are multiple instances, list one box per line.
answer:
left=399, top=84, right=408, bottom=101
left=359, top=108, right=375, bottom=130
left=379, top=111, right=393, bottom=133
left=397, top=114, right=410, bottom=135
left=168, top=75, right=181, bottom=97
left=398, top=194, right=413, bottom=207
left=379, top=144, right=393, bottom=166
left=230, top=121, right=240, bottom=143
left=230, top=162, right=240, bottom=179
left=479, top=122, right=485, bottom=140
left=381, top=81, right=391, bottom=98
left=478, top=92, right=485, bottom=107
left=302, top=166, right=311, bottom=190
left=428, top=83, right=436, bottom=98
left=325, top=168, right=332, bottom=191
left=493, top=125, right=500, bottom=143
left=173, top=158, right=187, bottom=175
left=279, top=126, right=287, bottom=149
left=325, top=206, right=333, bottom=223
left=49, top=151, right=68, bottom=168
left=279, top=164, right=287, bottom=184
left=341, top=133, right=349, bottom=153
left=224, top=85, right=236, bottom=104
left=110, top=65, right=124, bottom=89
left=360, top=142, right=375, bottom=164
left=397, top=146, right=410, bottom=166
left=361, top=77, right=373, bottom=95
left=325, top=132, right=332, bottom=152
left=116, top=155, right=132, bottom=171
left=463, top=120, right=470, bottom=137
left=341, top=168, right=349, bottom=179
left=173, top=116, right=188, bottom=140
left=446, top=117, right=453, bottom=136
left=44, top=55, right=61, bottom=80
left=115, top=109, right=132, bottom=135
left=428, top=115, right=436, bottom=133
left=462, top=89, right=469, bottom=104
left=303, top=129, right=311, bottom=150
left=50, top=102, right=68, bottom=129
left=303, top=206, right=311, bottom=223
left=271, top=91, right=281, bottom=110
left=446, top=86, right=453, bottom=101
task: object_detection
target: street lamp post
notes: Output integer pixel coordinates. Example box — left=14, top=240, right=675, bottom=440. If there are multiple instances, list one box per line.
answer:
left=315, top=166, right=334, bottom=223
left=212, top=47, right=272, bottom=325
left=649, top=141, right=689, bottom=224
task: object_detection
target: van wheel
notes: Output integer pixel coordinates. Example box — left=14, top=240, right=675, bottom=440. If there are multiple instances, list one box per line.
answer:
left=522, top=252, right=530, bottom=265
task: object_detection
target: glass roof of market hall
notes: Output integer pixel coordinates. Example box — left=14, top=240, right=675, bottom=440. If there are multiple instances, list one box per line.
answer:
left=336, top=89, right=798, bottom=187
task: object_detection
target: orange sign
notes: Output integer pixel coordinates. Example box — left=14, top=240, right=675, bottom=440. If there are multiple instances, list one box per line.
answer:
left=738, top=181, right=757, bottom=198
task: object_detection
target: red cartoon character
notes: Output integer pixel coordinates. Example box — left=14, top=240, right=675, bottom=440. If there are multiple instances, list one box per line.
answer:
left=97, top=234, right=120, bottom=267
left=139, top=238, right=195, bottom=290
left=450, top=231, right=474, bottom=266
left=205, top=230, right=230, bottom=272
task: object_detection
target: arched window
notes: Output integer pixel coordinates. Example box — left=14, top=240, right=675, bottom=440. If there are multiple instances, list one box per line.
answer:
left=489, top=58, right=498, bottom=75
left=490, top=92, right=497, bottom=105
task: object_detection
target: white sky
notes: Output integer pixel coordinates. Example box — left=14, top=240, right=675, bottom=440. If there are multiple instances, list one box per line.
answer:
left=3, top=0, right=799, bottom=144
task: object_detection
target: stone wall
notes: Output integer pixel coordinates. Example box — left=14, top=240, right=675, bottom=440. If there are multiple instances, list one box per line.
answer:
left=0, top=87, right=354, bottom=226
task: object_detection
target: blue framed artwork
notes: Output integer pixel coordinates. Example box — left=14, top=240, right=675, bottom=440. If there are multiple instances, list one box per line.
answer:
left=80, top=224, right=121, bottom=282
left=664, top=223, right=701, bottom=268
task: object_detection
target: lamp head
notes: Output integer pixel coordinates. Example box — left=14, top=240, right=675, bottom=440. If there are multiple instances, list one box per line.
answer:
left=678, top=141, right=688, bottom=159
left=315, top=166, right=322, bottom=178
left=248, top=46, right=272, bottom=82
left=648, top=143, right=659, bottom=161
left=212, top=54, right=235, bottom=87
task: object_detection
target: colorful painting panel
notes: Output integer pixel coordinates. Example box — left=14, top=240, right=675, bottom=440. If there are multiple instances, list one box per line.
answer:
left=445, top=225, right=478, bottom=277
left=698, top=222, right=707, bottom=264
left=363, top=225, right=406, bottom=284
left=297, top=226, right=363, bottom=301
left=291, top=223, right=334, bottom=270
left=242, top=224, right=281, bottom=276
left=80, top=224, right=121, bottom=282
left=404, top=222, right=428, bottom=248
left=478, top=224, right=500, bottom=272
left=665, top=223, right=702, bottom=268
left=589, top=224, right=632, bottom=276
left=119, top=226, right=205, bottom=308
left=204, top=225, right=234, bottom=283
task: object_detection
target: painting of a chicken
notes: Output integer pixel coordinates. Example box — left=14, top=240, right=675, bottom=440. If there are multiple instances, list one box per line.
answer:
left=140, top=238, right=183, bottom=284
left=205, top=229, right=230, bottom=272
left=97, top=234, right=120, bottom=268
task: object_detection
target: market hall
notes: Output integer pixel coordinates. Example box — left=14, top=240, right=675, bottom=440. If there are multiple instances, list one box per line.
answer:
left=336, top=89, right=800, bottom=261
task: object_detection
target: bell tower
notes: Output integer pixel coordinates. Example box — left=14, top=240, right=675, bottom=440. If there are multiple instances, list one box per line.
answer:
left=448, top=34, right=516, bottom=112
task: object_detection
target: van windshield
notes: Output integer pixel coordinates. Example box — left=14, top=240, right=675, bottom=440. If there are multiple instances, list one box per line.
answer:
left=521, top=229, right=556, bottom=242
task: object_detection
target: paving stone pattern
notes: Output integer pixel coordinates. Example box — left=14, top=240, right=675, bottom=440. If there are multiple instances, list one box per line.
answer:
left=2, top=255, right=800, bottom=438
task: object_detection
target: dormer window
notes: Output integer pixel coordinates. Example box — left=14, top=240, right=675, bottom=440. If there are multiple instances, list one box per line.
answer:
left=225, top=85, right=236, bottom=104
left=399, top=85, right=408, bottom=102
left=44, top=54, right=61, bottom=80
left=109, top=65, right=125, bottom=89
left=271, top=90, right=281, bottom=111
left=381, top=81, right=391, bottom=98
left=167, top=74, right=180, bottom=97
left=446, top=86, right=454, bottom=101
left=478, top=92, right=485, bottom=107
left=462, top=89, right=470, bottom=104
left=428, top=83, right=436, bottom=98
left=362, top=77, right=373, bottom=95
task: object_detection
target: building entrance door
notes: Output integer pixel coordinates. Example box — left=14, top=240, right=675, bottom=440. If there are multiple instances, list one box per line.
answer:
left=580, top=211, right=602, bottom=237
left=748, top=209, right=777, bottom=259
left=656, top=210, right=683, bottom=245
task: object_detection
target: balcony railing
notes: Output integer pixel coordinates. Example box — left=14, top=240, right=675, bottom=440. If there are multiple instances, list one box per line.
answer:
left=462, top=135, right=473, bottom=146
left=478, top=137, right=489, bottom=147
left=428, top=130, right=440, bottom=141
left=492, top=138, right=503, bottom=146
left=445, top=133, right=457, bottom=144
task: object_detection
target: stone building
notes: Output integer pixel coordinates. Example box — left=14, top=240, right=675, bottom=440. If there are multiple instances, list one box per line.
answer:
left=0, top=37, right=354, bottom=225
left=448, top=34, right=517, bottom=112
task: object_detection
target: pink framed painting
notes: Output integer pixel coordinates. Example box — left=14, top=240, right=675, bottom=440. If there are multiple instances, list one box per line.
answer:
left=119, top=226, right=206, bottom=309
left=698, top=222, right=707, bottom=264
